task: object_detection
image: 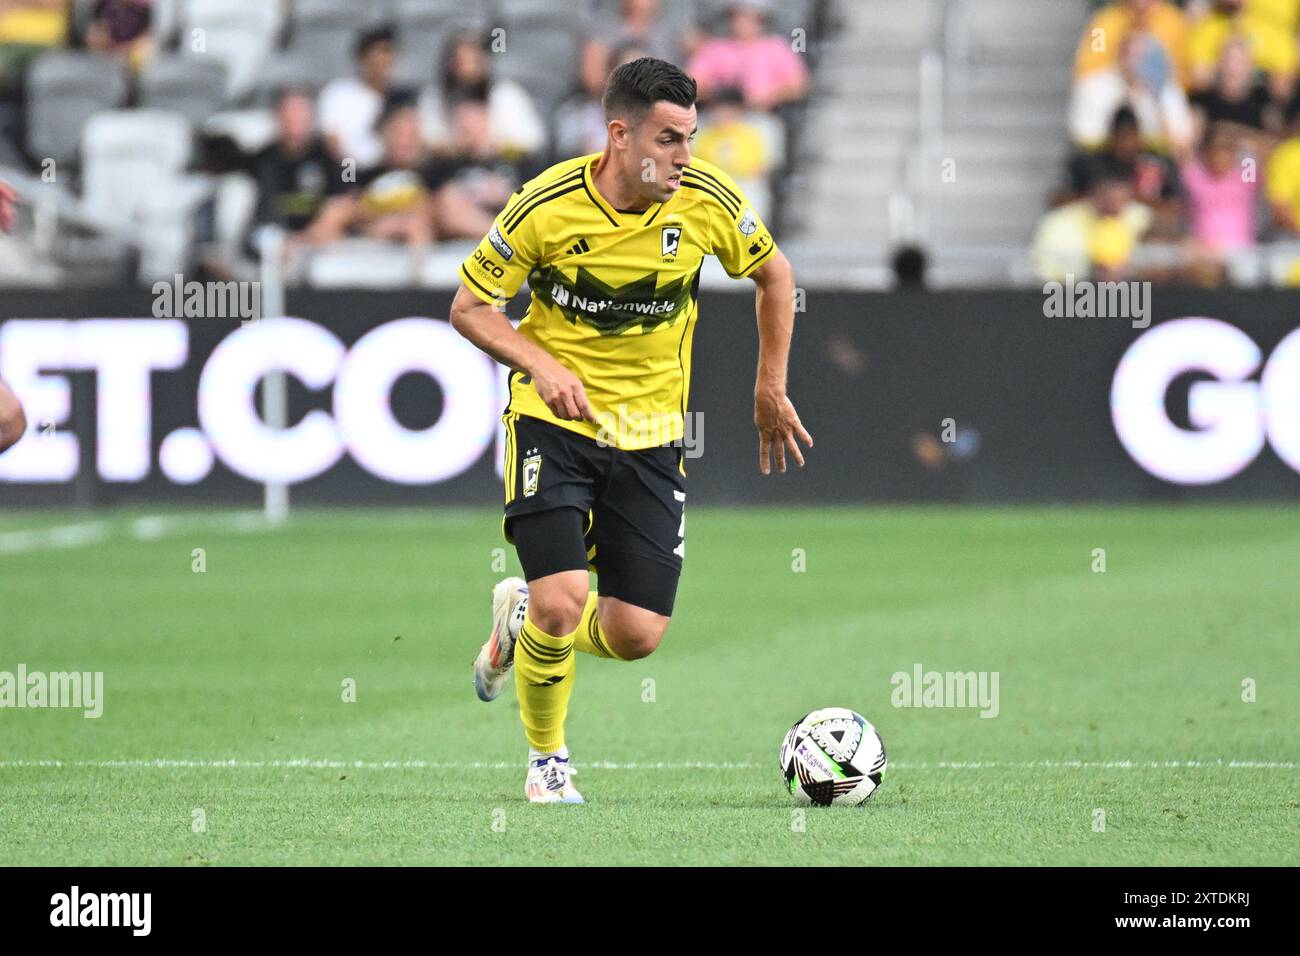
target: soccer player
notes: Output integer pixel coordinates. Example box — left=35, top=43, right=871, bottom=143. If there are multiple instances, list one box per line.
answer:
left=0, top=177, right=26, bottom=454
left=449, top=58, right=811, bottom=803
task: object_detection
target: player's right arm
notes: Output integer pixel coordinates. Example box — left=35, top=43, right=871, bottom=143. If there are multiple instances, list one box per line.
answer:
left=450, top=189, right=595, bottom=423
left=0, top=378, right=27, bottom=453
left=449, top=286, right=595, bottom=422
left=0, top=179, right=25, bottom=453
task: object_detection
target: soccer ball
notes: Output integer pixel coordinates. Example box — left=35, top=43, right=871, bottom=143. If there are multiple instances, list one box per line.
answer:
left=779, top=707, right=887, bottom=806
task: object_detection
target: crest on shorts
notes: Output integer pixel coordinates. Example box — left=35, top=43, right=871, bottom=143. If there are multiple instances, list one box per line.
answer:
left=522, top=453, right=542, bottom=497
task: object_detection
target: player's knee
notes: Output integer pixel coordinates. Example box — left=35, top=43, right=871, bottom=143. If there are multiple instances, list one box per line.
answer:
left=527, top=586, right=587, bottom=637
left=606, top=616, right=670, bottom=661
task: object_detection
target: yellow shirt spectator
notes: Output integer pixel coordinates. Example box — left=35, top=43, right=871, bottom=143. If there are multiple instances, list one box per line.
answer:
left=1266, top=136, right=1300, bottom=227
left=693, top=120, right=770, bottom=182
left=1189, top=10, right=1297, bottom=79
left=1242, top=0, right=1300, bottom=32
left=0, top=0, right=68, bottom=46
left=1076, top=1, right=1190, bottom=88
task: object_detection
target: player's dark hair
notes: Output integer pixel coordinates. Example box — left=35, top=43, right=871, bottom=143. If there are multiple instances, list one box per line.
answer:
left=602, top=57, right=697, bottom=124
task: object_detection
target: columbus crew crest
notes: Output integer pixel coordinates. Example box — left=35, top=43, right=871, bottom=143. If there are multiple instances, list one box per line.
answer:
left=661, top=225, right=682, bottom=259
left=522, top=452, right=542, bottom=497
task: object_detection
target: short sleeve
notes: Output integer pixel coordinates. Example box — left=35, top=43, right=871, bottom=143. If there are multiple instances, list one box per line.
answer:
left=458, top=189, right=541, bottom=306
left=701, top=165, right=778, bottom=278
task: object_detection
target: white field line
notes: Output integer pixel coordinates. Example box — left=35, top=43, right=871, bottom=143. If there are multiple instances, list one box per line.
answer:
left=0, top=512, right=274, bottom=554
left=0, top=520, right=109, bottom=554
left=0, top=758, right=1293, bottom=771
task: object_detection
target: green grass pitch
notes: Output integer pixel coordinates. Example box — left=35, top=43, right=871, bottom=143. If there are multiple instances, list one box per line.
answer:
left=1, top=504, right=1296, bottom=866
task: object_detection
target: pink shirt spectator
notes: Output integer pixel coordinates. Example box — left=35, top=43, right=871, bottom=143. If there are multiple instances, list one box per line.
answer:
left=687, top=36, right=807, bottom=109
left=1180, top=159, right=1257, bottom=252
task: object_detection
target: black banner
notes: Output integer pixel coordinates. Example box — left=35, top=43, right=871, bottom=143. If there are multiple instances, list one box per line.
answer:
left=2, top=288, right=1298, bottom=505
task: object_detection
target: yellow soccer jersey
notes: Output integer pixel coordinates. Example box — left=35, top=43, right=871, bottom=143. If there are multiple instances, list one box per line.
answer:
left=458, top=152, right=777, bottom=450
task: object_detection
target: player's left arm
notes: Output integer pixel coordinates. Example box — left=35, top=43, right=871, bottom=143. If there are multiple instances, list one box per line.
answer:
left=750, top=249, right=812, bottom=475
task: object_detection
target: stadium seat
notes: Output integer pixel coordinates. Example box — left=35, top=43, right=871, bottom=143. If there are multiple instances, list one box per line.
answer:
left=285, top=0, right=377, bottom=83
left=492, top=14, right=583, bottom=115
left=153, top=0, right=183, bottom=48
left=182, top=0, right=285, bottom=100
left=500, top=0, right=594, bottom=20
left=390, top=2, right=490, bottom=89
left=208, top=171, right=259, bottom=274
left=307, top=239, right=421, bottom=287
left=139, top=55, right=230, bottom=126
left=253, top=54, right=336, bottom=104
left=202, top=109, right=277, bottom=155
left=25, top=52, right=130, bottom=168
left=80, top=110, right=194, bottom=225
left=417, top=239, right=479, bottom=286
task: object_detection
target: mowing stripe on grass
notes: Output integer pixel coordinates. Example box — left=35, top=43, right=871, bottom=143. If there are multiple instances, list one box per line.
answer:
left=0, top=759, right=1293, bottom=770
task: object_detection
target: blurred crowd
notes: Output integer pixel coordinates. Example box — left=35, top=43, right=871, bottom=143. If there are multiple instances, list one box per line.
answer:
left=0, top=0, right=815, bottom=284
left=1034, top=0, right=1300, bottom=285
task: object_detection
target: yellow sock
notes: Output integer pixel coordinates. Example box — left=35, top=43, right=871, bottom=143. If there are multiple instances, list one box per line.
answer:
left=514, top=611, right=577, bottom=753
left=570, top=592, right=623, bottom=660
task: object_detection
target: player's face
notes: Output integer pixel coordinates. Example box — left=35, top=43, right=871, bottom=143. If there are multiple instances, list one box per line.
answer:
left=631, top=101, right=697, bottom=203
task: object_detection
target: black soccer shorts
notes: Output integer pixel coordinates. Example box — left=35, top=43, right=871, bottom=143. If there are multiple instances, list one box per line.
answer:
left=501, top=411, right=686, bottom=617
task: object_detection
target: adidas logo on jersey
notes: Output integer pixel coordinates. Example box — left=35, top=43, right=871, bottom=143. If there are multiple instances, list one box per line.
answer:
left=564, top=238, right=591, bottom=256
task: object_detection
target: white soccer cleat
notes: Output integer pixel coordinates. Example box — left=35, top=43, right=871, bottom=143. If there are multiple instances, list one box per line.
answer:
left=473, top=576, right=528, bottom=702
left=525, top=751, right=585, bottom=804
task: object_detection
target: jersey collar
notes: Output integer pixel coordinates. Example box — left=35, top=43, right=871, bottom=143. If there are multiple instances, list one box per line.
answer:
left=582, top=154, right=666, bottom=228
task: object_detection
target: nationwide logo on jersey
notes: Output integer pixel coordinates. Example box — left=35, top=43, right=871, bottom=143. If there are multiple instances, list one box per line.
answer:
left=661, top=226, right=682, bottom=260
left=531, top=264, right=696, bottom=336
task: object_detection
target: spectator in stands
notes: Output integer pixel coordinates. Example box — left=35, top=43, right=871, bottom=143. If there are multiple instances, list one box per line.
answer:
left=891, top=245, right=927, bottom=290
left=580, top=0, right=681, bottom=102
left=1069, top=31, right=1193, bottom=151
left=425, top=93, right=522, bottom=219
left=1189, top=35, right=1282, bottom=146
left=0, top=0, right=69, bottom=99
left=244, top=88, right=347, bottom=248
left=1177, top=123, right=1259, bottom=274
left=418, top=30, right=546, bottom=164
left=687, top=0, right=808, bottom=111
left=555, top=41, right=649, bottom=160
left=1032, top=172, right=1153, bottom=281
left=83, top=0, right=153, bottom=72
left=1265, top=111, right=1300, bottom=233
left=1187, top=0, right=1297, bottom=100
left=310, top=101, right=490, bottom=248
left=693, top=85, right=771, bottom=183
left=318, top=24, right=402, bottom=172
left=1075, top=0, right=1189, bottom=91
left=1060, top=107, right=1182, bottom=235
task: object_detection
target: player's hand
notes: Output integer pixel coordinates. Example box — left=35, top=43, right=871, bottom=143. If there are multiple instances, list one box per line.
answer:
left=532, top=357, right=596, bottom=422
left=0, top=179, right=16, bottom=233
left=755, top=388, right=813, bottom=475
